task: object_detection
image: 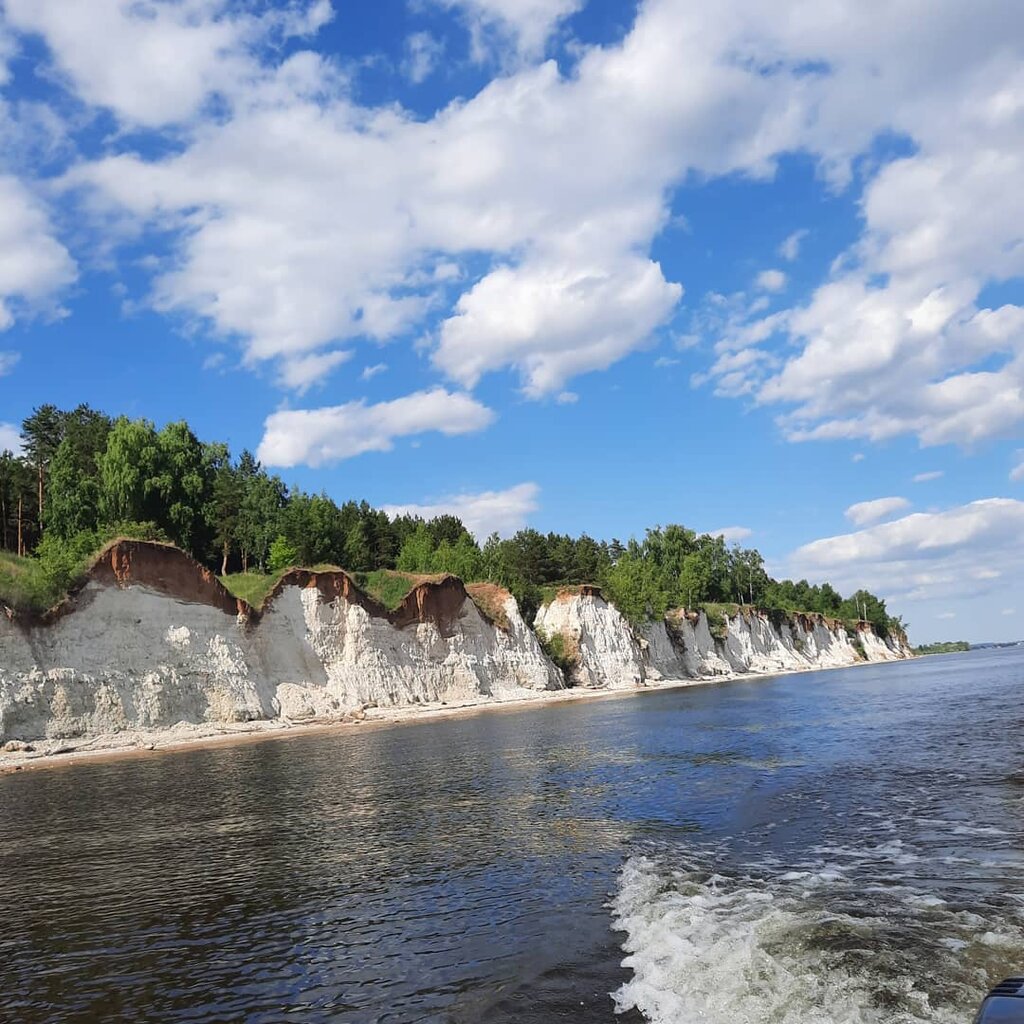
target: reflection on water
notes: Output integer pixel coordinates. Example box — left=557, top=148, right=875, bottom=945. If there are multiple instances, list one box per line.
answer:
left=1, top=648, right=1023, bottom=1022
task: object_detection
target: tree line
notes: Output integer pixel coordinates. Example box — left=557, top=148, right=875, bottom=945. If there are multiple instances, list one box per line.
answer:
left=0, top=404, right=902, bottom=634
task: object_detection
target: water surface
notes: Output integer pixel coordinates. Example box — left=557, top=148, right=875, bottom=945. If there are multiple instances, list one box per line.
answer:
left=2, top=648, right=1022, bottom=1022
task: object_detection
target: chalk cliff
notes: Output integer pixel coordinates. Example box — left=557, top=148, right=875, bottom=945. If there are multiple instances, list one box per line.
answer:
left=534, top=587, right=645, bottom=689
left=0, top=542, right=912, bottom=749
left=534, top=590, right=912, bottom=688
left=0, top=541, right=561, bottom=744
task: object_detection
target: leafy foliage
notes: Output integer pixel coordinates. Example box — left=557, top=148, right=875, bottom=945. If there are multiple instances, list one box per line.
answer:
left=537, top=631, right=579, bottom=681
left=0, top=403, right=903, bottom=634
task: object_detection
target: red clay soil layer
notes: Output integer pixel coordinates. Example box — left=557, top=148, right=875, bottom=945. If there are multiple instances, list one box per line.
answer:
left=10, top=540, right=492, bottom=636
left=258, top=568, right=477, bottom=635
left=89, top=539, right=245, bottom=616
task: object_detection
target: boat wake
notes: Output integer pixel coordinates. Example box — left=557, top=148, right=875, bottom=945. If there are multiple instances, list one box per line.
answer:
left=611, top=845, right=1024, bottom=1024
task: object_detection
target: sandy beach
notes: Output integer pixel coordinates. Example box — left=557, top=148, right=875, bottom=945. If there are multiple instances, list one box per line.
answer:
left=0, top=673, right=726, bottom=775
left=0, top=650, right=908, bottom=777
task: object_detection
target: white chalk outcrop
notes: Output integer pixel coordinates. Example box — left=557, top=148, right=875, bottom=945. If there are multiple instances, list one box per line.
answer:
left=257, top=579, right=562, bottom=711
left=642, top=608, right=911, bottom=681
left=534, top=588, right=645, bottom=689
left=536, top=591, right=913, bottom=688
left=0, top=542, right=561, bottom=746
left=0, top=542, right=913, bottom=753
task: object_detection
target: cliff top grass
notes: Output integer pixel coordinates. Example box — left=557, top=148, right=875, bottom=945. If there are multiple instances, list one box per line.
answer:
left=219, top=570, right=289, bottom=609
left=0, top=551, right=64, bottom=612
left=219, top=566, right=452, bottom=613
left=219, top=563, right=345, bottom=610
left=539, top=583, right=591, bottom=604
left=354, top=569, right=448, bottom=610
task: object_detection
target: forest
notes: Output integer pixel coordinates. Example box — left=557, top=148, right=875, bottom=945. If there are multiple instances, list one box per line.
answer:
left=0, top=404, right=902, bottom=634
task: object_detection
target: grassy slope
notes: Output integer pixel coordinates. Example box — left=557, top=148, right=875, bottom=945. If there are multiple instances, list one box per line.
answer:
left=219, top=563, right=347, bottom=610
left=218, top=570, right=288, bottom=609
left=0, top=551, right=63, bottom=612
left=355, top=569, right=449, bottom=610
left=218, top=566, right=440, bottom=613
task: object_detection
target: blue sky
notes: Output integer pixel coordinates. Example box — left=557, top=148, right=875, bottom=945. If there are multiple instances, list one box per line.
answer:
left=0, top=0, right=1022, bottom=643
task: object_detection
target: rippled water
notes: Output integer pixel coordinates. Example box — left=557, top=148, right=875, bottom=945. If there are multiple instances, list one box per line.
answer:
left=2, top=648, right=1023, bottom=1023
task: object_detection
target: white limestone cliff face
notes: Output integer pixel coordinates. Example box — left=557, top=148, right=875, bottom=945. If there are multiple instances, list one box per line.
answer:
left=533, top=592, right=911, bottom=691
left=256, top=583, right=562, bottom=711
left=0, top=571, right=561, bottom=745
left=0, top=541, right=912, bottom=751
left=534, top=589, right=646, bottom=689
left=642, top=608, right=911, bottom=680
left=858, top=626, right=903, bottom=662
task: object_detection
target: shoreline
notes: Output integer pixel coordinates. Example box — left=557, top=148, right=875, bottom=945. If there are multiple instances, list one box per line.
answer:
left=0, top=656, right=903, bottom=776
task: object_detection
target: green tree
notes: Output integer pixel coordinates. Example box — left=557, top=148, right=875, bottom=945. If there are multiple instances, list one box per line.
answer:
left=98, top=417, right=163, bottom=528
left=428, top=514, right=469, bottom=547
left=45, top=405, right=112, bottom=539
left=732, top=547, right=768, bottom=605
left=0, top=450, right=35, bottom=554
left=397, top=523, right=435, bottom=573
left=268, top=535, right=298, bottom=573
left=571, top=534, right=606, bottom=583
left=149, top=422, right=213, bottom=552
left=602, top=541, right=670, bottom=622
left=432, top=533, right=482, bottom=579
left=678, top=551, right=711, bottom=608
left=21, top=404, right=64, bottom=533
left=237, top=464, right=286, bottom=571
left=344, top=520, right=374, bottom=572
left=208, top=450, right=242, bottom=574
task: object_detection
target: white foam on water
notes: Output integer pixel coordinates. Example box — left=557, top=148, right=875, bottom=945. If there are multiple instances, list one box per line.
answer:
left=610, top=854, right=1024, bottom=1024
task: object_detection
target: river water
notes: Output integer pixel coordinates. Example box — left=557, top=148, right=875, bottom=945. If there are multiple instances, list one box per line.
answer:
left=1, top=648, right=1023, bottom=1023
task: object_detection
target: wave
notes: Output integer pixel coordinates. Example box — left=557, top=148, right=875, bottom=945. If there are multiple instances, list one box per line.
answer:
left=610, top=849, right=1024, bottom=1024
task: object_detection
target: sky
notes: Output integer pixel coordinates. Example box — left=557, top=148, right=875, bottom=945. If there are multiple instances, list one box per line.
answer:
left=0, top=0, right=1022, bottom=643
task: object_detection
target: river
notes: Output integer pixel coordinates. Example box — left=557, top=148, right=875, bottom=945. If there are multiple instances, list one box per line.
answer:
left=1, top=648, right=1022, bottom=1023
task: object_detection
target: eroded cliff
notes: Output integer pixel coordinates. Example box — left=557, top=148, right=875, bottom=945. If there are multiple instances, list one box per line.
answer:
left=535, top=589, right=912, bottom=689
left=0, top=542, right=912, bottom=750
left=0, top=541, right=561, bottom=744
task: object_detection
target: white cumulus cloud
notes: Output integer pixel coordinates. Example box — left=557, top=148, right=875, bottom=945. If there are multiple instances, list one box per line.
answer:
left=845, top=496, right=911, bottom=526
left=0, top=422, right=23, bottom=454
left=383, top=481, right=539, bottom=538
left=275, top=349, right=352, bottom=393
left=435, top=254, right=681, bottom=396
left=4, top=0, right=332, bottom=126
left=429, top=0, right=582, bottom=61
left=790, top=498, right=1024, bottom=605
left=403, top=31, right=445, bottom=84
left=710, top=526, right=752, bottom=543
left=778, top=229, right=808, bottom=261
left=913, top=470, right=944, bottom=483
left=755, top=269, right=787, bottom=293
left=0, top=176, right=75, bottom=330
left=257, top=387, right=495, bottom=467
